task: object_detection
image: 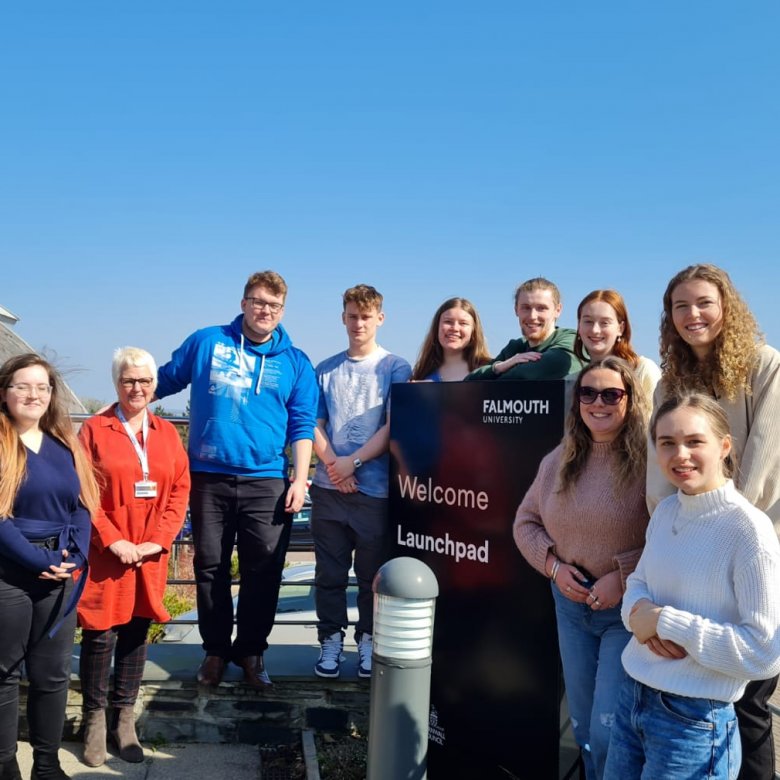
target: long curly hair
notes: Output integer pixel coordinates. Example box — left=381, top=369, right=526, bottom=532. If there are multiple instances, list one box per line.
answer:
left=573, top=289, right=640, bottom=367
left=0, top=353, right=100, bottom=518
left=660, top=264, right=763, bottom=401
left=411, top=297, right=492, bottom=380
left=557, top=356, right=648, bottom=492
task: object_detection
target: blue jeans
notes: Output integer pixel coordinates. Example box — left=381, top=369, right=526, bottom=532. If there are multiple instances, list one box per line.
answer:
left=604, top=677, right=741, bottom=779
left=552, top=583, right=630, bottom=780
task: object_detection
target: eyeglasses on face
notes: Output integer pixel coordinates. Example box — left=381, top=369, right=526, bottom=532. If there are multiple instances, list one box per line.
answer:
left=6, top=383, right=53, bottom=397
left=577, top=386, right=627, bottom=405
left=244, top=297, right=284, bottom=314
left=119, top=378, right=154, bottom=388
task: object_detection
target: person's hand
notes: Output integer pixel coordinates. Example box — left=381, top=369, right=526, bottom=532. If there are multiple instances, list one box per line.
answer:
left=285, top=480, right=308, bottom=513
left=326, top=456, right=356, bottom=484
left=494, top=352, right=543, bottom=374
left=108, top=539, right=142, bottom=565
left=645, top=636, right=687, bottom=659
left=39, top=551, right=76, bottom=580
left=586, top=570, right=623, bottom=611
left=629, top=599, right=663, bottom=643
left=335, top=477, right=359, bottom=494
left=556, top=563, right=592, bottom=603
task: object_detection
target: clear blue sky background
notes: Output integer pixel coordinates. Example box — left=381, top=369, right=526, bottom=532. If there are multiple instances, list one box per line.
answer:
left=2, top=3, right=778, bottom=411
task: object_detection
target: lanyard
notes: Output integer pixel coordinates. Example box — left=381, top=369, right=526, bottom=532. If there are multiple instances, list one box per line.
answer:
left=116, top=406, right=150, bottom=480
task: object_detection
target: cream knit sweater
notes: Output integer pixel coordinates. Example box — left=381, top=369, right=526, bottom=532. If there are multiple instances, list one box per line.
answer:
left=513, top=441, right=649, bottom=588
left=621, top=480, right=780, bottom=702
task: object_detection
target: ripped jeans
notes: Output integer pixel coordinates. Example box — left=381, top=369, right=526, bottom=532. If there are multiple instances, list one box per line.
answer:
left=552, top=583, right=630, bottom=780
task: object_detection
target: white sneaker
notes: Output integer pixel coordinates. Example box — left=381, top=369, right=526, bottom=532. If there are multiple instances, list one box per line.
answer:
left=314, top=632, right=344, bottom=678
left=357, top=633, right=372, bottom=679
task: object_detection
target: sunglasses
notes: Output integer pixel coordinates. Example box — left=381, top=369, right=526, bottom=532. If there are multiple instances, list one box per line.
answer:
left=577, top=386, right=627, bottom=405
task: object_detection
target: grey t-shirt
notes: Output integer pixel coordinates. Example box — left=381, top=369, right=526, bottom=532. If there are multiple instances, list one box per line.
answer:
left=313, top=346, right=412, bottom=498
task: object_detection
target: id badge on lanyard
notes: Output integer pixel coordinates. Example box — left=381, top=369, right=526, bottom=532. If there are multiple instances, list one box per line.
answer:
left=116, top=407, right=158, bottom=499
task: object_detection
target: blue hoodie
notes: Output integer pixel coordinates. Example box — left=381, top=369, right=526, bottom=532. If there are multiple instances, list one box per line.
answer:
left=156, top=315, right=317, bottom=477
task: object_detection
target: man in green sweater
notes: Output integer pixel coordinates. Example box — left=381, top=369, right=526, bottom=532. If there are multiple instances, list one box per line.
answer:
left=466, top=277, right=586, bottom=381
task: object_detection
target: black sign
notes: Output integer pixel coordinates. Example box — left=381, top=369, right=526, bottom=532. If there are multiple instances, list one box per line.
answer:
left=389, top=381, right=570, bottom=779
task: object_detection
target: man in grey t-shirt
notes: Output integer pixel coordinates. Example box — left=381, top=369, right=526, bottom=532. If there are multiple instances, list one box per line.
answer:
left=311, top=284, right=411, bottom=679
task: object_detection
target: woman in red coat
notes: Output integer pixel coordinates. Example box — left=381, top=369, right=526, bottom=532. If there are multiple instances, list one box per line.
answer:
left=77, top=347, right=190, bottom=767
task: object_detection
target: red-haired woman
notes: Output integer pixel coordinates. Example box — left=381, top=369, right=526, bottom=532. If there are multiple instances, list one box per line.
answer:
left=573, top=289, right=661, bottom=403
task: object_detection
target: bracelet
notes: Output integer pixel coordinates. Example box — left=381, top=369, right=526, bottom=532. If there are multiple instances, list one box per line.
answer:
left=550, top=558, right=561, bottom=582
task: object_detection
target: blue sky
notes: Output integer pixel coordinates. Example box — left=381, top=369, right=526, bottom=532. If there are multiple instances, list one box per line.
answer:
left=2, top=3, right=778, bottom=411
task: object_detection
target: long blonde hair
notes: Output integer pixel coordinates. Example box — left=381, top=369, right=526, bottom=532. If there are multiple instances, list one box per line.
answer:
left=660, top=264, right=763, bottom=401
left=557, top=357, right=648, bottom=492
left=0, top=354, right=100, bottom=517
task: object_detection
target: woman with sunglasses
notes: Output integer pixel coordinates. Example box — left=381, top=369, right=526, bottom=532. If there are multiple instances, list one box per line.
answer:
left=514, top=357, right=650, bottom=780
left=572, top=289, right=661, bottom=403
left=0, top=354, right=99, bottom=780
left=76, top=348, right=189, bottom=767
left=411, top=297, right=492, bottom=381
left=647, top=263, right=780, bottom=780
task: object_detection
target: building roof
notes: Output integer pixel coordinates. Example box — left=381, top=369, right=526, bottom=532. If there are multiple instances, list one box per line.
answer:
left=0, top=320, right=86, bottom=413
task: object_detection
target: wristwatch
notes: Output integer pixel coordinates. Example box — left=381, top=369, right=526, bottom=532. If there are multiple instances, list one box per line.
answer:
left=353, top=457, right=363, bottom=470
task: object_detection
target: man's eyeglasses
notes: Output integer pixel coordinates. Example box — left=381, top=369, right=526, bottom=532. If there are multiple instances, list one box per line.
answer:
left=6, top=383, right=53, bottom=397
left=576, top=386, right=627, bottom=406
left=244, top=297, right=284, bottom=314
left=119, top=378, right=154, bottom=388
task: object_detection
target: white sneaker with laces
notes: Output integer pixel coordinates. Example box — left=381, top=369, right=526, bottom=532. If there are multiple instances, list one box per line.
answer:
left=314, top=632, right=344, bottom=678
left=357, top=633, right=372, bottom=679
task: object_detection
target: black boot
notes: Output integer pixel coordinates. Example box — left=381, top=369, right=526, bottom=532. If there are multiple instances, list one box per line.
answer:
left=0, top=756, right=22, bottom=780
left=109, top=707, right=144, bottom=763
left=30, top=752, right=69, bottom=780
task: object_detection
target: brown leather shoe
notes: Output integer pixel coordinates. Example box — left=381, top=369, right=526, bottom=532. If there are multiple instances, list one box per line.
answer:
left=236, top=655, right=272, bottom=688
left=196, top=655, right=225, bottom=686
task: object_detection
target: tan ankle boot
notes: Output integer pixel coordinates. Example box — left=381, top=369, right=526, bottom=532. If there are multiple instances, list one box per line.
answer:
left=82, top=709, right=107, bottom=767
left=109, top=707, right=144, bottom=763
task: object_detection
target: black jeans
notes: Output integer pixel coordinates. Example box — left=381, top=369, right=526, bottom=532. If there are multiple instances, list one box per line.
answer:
left=80, top=617, right=152, bottom=710
left=189, top=472, right=291, bottom=659
left=735, top=675, right=778, bottom=780
left=0, top=558, right=76, bottom=763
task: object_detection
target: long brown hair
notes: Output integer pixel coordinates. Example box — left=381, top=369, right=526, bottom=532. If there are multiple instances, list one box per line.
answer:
left=660, top=264, right=762, bottom=401
left=557, top=356, right=648, bottom=492
left=411, top=297, right=491, bottom=380
left=0, top=354, right=100, bottom=517
left=573, top=289, right=640, bottom=367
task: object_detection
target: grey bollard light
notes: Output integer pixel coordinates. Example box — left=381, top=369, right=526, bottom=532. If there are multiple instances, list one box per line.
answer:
left=367, top=556, right=439, bottom=780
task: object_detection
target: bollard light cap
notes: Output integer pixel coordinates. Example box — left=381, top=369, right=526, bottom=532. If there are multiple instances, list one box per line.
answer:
left=372, top=557, right=439, bottom=599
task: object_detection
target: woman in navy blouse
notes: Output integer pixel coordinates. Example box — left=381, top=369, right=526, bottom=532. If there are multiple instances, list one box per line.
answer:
left=0, top=354, right=99, bottom=780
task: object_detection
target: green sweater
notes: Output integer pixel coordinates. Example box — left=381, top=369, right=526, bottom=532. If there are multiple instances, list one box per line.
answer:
left=465, top=326, right=585, bottom=381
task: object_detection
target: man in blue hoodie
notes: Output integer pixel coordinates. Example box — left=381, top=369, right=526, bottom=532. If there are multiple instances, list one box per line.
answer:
left=156, top=270, right=317, bottom=688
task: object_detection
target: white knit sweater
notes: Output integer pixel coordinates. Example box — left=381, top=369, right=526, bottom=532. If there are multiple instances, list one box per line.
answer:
left=621, top=480, right=780, bottom=702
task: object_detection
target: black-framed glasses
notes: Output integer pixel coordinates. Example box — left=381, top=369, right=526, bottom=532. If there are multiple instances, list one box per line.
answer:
left=119, top=378, right=154, bottom=388
left=244, top=297, right=284, bottom=314
left=577, top=386, right=627, bottom=405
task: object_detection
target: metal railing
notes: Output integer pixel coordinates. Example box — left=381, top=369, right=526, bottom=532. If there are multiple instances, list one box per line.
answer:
left=72, top=412, right=340, bottom=634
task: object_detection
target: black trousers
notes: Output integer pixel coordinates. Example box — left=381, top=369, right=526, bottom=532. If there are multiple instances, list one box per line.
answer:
left=80, top=617, right=151, bottom=710
left=0, top=558, right=76, bottom=763
left=189, top=472, right=291, bottom=659
left=736, top=675, right=778, bottom=780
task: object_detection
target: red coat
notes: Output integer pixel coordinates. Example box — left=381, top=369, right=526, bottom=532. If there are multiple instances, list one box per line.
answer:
left=77, top=406, right=191, bottom=630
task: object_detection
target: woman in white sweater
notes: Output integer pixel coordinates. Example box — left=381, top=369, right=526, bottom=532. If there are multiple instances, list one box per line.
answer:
left=605, top=393, right=780, bottom=780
